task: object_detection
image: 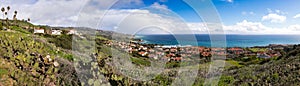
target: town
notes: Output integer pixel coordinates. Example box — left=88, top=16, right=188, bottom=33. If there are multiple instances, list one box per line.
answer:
left=106, top=38, right=292, bottom=62
left=5, top=23, right=287, bottom=62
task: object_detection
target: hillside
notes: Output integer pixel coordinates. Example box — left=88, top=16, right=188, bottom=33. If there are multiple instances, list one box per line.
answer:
left=0, top=20, right=300, bottom=86
left=0, top=31, right=80, bottom=85
left=221, top=46, right=300, bottom=85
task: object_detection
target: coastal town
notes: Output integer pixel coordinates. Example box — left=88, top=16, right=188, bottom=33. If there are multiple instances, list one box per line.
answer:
left=1, top=1, right=300, bottom=85
left=6, top=24, right=288, bottom=62
left=106, top=38, right=291, bottom=62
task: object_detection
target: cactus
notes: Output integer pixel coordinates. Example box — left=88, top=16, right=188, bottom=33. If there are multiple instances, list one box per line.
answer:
left=88, top=79, right=94, bottom=86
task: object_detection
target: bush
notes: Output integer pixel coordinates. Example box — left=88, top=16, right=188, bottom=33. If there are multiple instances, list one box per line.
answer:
left=63, top=54, right=74, bottom=61
left=48, top=35, right=72, bottom=50
left=218, top=76, right=235, bottom=85
left=130, top=57, right=151, bottom=66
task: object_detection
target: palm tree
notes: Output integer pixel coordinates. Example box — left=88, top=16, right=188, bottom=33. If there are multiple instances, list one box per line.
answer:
left=13, top=15, right=16, bottom=20
left=1, top=7, right=4, bottom=19
left=4, top=12, right=7, bottom=17
left=6, top=6, right=10, bottom=19
left=13, top=10, right=17, bottom=20
left=14, top=10, right=17, bottom=15
left=5, top=6, right=10, bottom=29
left=7, top=6, right=10, bottom=11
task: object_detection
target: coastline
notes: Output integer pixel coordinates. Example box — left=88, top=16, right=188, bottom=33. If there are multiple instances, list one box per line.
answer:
left=136, top=38, right=298, bottom=48
left=135, top=34, right=300, bottom=48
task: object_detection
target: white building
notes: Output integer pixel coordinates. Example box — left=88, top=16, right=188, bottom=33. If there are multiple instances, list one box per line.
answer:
left=51, top=30, right=62, bottom=35
left=67, top=29, right=78, bottom=35
left=34, top=29, right=45, bottom=34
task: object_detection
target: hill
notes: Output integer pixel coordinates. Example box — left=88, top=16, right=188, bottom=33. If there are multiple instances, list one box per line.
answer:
left=0, top=20, right=300, bottom=85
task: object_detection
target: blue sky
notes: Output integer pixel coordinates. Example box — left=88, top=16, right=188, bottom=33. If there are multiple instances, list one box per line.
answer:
left=2, top=0, right=300, bottom=34
left=111, top=0, right=300, bottom=26
left=108, top=0, right=300, bottom=34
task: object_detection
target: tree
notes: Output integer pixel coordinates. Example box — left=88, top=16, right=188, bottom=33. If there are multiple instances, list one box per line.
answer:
left=4, top=12, right=8, bottom=26
left=6, top=6, right=10, bottom=19
left=7, top=6, right=10, bottom=11
left=13, top=10, right=17, bottom=20
left=1, top=7, right=4, bottom=19
left=4, top=6, right=10, bottom=29
left=27, top=18, right=30, bottom=22
left=0, top=22, right=3, bottom=30
left=13, top=15, right=16, bottom=20
left=4, top=12, right=7, bottom=17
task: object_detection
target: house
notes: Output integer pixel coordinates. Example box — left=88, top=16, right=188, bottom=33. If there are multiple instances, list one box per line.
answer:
left=67, top=29, right=78, bottom=35
left=138, top=51, right=148, bottom=56
left=148, top=54, right=158, bottom=60
left=51, top=30, right=62, bottom=35
left=170, top=48, right=177, bottom=53
left=257, top=52, right=271, bottom=58
left=201, top=52, right=210, bottom=57
left=269, top=44, right=285, bottom=50
left=156, top=51, right=164, bottom=55
left=167, top=53, right=175, bottom=57
left=171, top=57, right=182, bottom=61
left=34, top=28, right=45, bottom=34
left=198, top=47, right=206, bottom=52
left=228, top=47, right=244, bottom=54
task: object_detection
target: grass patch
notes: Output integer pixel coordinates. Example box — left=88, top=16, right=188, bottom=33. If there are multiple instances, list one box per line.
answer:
left=10, top=26, right=30, bottom=34
left=218, top=75, right=235, bottom=86
left=96, top=36, right=109, bottom=41
left=249, top=48, right=268, bottom=52
left=130, top=57, right=151, bottom=66
left=48, top=35, right=72, bottom=50
left=0, top=68, right=8, bottom=77
left=226, top=60, right=243, bottom=68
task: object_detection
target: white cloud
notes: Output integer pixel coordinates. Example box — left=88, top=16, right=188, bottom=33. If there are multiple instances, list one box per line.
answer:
left=112, top=0, right=144, bottom=8
left=2, top=0, right=300, bottom=35
left=242, top=11, right=255, bottom=15
left=262, top=13, right=286, bottom=23
left=96, top=2, right=201, bottom=34
left=249, top=12, right=255, bottom=15
left=267, top=8, right=272, bottom=13
left=242, top=12, right=247, bottom=15
left=288, top=25, right=300, bottom=30
left=227, top=0, right=233, bottom=3
left=267, top=9, right=288, bottom=15
left=0, top=0, right=191, bottom=34
left=0, top=0, right=146, bottom=27
left=170, top=20, right=300, bottom=34
left=0, top=0, right=88, bottom=26
left=220, top=20, right=300, bottom=34
left=223, top=20, right=268, bottom=34
left=159, top=0, right=168, bottom=2
left=150, top=2, right=168, bottom=10
left=221, top=0, right=233, bottom=3
left=293, top=14, right=300, bottom=19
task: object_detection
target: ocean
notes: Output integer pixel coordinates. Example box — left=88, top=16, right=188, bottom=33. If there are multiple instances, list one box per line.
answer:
left=135, top=34, right=300, bottom=47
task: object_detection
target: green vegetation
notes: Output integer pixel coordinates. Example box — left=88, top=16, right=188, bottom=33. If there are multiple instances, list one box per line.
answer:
left=249, top=48, right=268, bottom=52
left=217, top=75, right=235, bottom=86
left=10, top=26, right=30, bottom=34
left=225, top=60, right=243, bottom=69
left=48, top=35, right=73, bottom=50
left=0, top=31, right=80, bottom=85
left=0, top=68, right=8, bottom=77
left=130, top=57, right=151, bottom=66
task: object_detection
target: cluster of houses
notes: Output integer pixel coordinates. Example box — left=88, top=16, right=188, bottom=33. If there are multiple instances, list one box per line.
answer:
left=33, top=27, right=79, bottom=35
left=107, top=40, right=286, bottom=62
